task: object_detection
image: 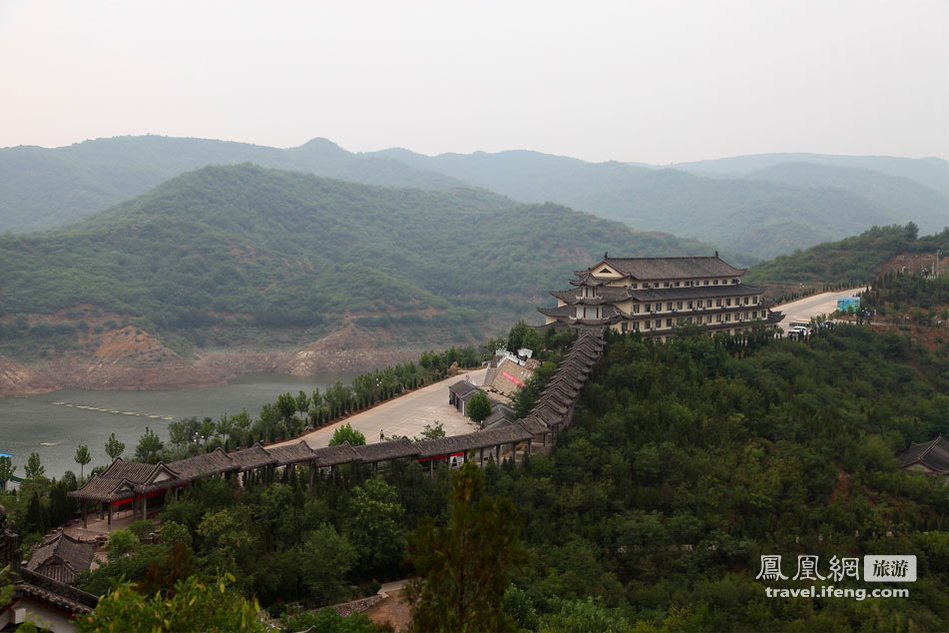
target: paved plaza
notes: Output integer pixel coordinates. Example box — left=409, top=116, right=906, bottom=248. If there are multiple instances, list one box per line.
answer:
left=272, top=369, right=486, bottom=450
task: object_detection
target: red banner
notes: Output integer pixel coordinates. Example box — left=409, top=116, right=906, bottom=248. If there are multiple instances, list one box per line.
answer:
left=501, top=371, right=526, bottom=387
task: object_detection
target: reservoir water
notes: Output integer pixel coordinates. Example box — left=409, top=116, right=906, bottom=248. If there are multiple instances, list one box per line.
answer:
left=0, top=372, right=355, bottom=479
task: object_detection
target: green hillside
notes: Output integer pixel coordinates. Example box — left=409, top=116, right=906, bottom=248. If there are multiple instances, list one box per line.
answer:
left=745, top=162, right=949, bottom=231
left=0, top=136, right=465, bottom=232
left=372, top=148, right=947, bottom=259
left=745, top=223, right=949, bottom=286
left=0, top=164, right=715, bottom=356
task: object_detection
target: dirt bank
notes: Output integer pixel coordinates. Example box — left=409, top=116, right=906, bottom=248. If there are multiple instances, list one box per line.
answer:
left=0, top=325, right=426, bottom=398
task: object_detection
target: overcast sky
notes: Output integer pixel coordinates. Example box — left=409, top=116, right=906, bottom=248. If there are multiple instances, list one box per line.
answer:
left=1, top=0, right=946, bottom=164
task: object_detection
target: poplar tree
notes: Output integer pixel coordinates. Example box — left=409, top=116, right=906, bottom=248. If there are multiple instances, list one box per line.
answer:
left=405, top=461, right=524, bottom=633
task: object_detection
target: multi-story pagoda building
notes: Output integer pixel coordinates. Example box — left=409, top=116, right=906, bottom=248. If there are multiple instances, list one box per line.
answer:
left=539, top=253, right=778, bottom=340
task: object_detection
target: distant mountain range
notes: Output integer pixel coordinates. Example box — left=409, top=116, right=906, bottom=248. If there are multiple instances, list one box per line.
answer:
left=665, top=152, right=949, bottom=199
left=369, top=148, right=948, bottom=260
left=1, top=136, right=945, bottom=260
left=0, top=164, right=715, bottom=356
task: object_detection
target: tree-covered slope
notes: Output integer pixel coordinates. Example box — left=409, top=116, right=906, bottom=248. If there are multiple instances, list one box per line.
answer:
left=745, top=223, right=949, bottom=286
left=372, top=148, right=945, bottom=259
left=0, top=164, right=715, bottom=354
left=0, top=136, right=466, bottom=232
left=744, top=162, right=949, bottom=233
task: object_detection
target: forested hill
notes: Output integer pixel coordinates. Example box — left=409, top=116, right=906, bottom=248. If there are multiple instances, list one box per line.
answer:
left=0, top=136, right=465, bottom=232
left=371, top=148, right=948, bottom=259
left=745, top=223, right=949, bottom=286
left=0, top=164, right=715, bottom=356
left=3, top=136, right=946, bottom=263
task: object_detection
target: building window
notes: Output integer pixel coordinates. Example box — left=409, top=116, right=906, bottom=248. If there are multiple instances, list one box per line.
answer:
left=743, top=296, right=749, bottom=305
left=708, top=299, right=714, bottom=307
left=644, top=304, right=651, bottom=313
left=653, top=282, right=660, bottom=288
left=621, top=322, right=628, bottom=333
left=655, top=319, right=661, bottom=329
left=644, top=320, right=650, bottom=329
left=732, top=279, right=739, bottom=284
left=666, top=318, right=673, bottom=327
left=655, top=303, right=661, bottom=312
left=631, top=283, right=638, bottom=289
left=716, top=299, right=722, bottom=307
left=687, top=300, right=693, bottom=309
left=725, top=313, right=731, bottom=322
left=666, top=302, right=673, bottom=311
left=633, top=321, right=640, bottom=331
left=677, top=301, right=683, bottom=309
left=716, top=314, right=722, bottom=322
left=674, top=281, right=680, bottom=287
left=706, top=314, right=712, bottom=323
left=713, top=279, right=719, bottom=285
left=726, top=298, right=732, bottom=306
left=663, top=281, right=670, bottom=288
left=703, top=280, right=709, bottom=285
left=753, top=296, right=758, bottom=304
left=633, top=304, right=641, bottom=313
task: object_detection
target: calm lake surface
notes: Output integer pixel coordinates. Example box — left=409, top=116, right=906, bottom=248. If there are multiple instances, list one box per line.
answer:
left=0, top=372, right=355, bottom=479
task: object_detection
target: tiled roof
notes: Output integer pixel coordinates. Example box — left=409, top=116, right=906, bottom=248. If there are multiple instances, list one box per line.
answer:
left=167, top=447, right=240, bottom=482
left=15, top=568, right=98, bottom=615
left=310, top=443, right=360, bottom=467
left=100, top=458, right=162, bottom=484
left=268, top=442, right=316, bottom=466
left=448, top=380, right=480, bottom=397
left=230, top=444, right=278, bottom=471
left=26, top=531, right=97, bottom=579
left=355, top=437, right=421, bottom=463
left=599, top=255, right=745, bottom=280
left=628, top=284, right=763, bottom=302
left=899, top=436, right=949, bottom=473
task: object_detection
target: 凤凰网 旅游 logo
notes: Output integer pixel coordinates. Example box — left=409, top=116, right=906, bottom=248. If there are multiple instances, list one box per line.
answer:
left=755, top=554, right=916, bottom=601
left=756, top=554, right=916, bottom=582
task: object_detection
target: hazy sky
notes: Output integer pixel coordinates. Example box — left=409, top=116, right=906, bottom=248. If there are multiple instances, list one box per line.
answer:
left=1, top=0, right=947, bottom=163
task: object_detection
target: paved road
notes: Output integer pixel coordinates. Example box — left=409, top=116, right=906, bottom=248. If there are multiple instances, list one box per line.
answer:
left=271, top=369, right=486, bottom=449
left=773, top=287, right=866, bottom=332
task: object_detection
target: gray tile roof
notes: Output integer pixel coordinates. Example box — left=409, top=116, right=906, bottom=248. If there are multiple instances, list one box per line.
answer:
left=26, top=531, right=97, bottom=581
left=166, top=447, right=240, bottom=482
left=310, top=442, right=360, bottom=467
left=230, top=444, right=279, bottom=471
left=355, top=437, right=421, bottom=463
left=899, top=436, right=949, bottom=473
left=15, top=568, right=98, bottom=615
left=268, top=442, right=317, bottom=466
left=600, top=255, right=745, bottom=280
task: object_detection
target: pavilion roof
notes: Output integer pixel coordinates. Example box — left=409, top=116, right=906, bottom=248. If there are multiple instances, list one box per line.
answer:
left=899, top=436, right=949, bottom=473
left=448, top=380, right=480, bottom=398
left=26, top=531, right=97, bottom=578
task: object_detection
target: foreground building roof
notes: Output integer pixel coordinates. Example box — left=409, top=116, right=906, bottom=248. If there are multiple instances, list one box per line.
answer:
left=899, top=436, right=949, bottom=474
